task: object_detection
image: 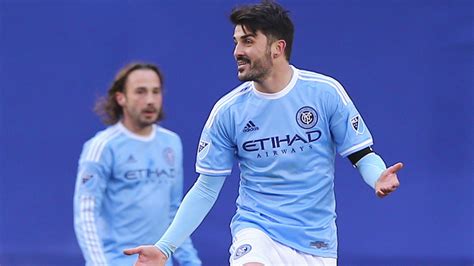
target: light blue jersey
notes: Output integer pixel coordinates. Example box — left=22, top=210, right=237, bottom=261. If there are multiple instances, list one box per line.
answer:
left=74, top=122, right=201, bottom=266
left=196, top=66, right=373, bottom=258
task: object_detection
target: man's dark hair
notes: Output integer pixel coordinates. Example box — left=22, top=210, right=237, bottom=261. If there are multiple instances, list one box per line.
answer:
left=95, top=63, right=165, bottom=125
left=230, top=0, right=294, bottom=60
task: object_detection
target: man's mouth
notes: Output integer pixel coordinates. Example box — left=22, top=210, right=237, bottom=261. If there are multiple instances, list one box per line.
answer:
left=143, top=108, right=157, bottom=115
left=237, top=57, right=250, bottom=68
left=237, top=58, right=250, bottom=71
left=237, top=60, right=249, bottom=65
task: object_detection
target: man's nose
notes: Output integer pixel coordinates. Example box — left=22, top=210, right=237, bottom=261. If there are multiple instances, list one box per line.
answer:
left=145, top=93, right=155, bottom=104
left=233, top=43, right=244, bottom=58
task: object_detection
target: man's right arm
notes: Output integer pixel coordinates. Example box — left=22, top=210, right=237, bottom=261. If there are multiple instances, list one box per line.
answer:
left=124, top=174, right=226, bottom=265
left=73, top=146, right=110, bottom=265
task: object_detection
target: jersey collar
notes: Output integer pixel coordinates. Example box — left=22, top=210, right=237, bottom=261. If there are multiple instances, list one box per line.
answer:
left=251, top=65, right=299, bottom=99
left=117, top=122, right=156, bottom=142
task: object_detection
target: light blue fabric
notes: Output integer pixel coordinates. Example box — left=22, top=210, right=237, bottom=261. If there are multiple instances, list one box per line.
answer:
left=154, top=66, right=375, bottom=259
left=73, top=122, right=201, bottom=266
left=155, top=174, right=225, bottom=258
left=356, top=152, right=387, bottom=189
left=195, top=66, right=374, bottom=258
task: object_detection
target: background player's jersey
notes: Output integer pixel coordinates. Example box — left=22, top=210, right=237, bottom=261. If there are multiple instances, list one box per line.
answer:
left=74, top=122, right=201, bottom=266
left=196, top=66, right=373, bottom=258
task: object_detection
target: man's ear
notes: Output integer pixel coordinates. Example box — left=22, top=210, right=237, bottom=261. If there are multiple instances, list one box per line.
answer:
left=116, top=92, right=126, bottom=107
left=272, top=39, right=287, bottom=59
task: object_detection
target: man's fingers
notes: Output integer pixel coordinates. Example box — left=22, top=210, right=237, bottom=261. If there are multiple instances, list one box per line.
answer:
left=376, top=190, right=386, bottom=198
left=377, top=184, right=400, bottom=197
left=387, top=162, right=404, bottom=174
left=123, top=246, right=141, bottom=255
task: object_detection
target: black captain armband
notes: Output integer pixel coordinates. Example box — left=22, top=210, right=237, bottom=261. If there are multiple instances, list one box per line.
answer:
left=348, top=146, right=374, bottom=165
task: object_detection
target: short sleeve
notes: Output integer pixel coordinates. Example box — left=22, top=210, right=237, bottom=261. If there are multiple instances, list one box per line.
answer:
left=326, top=86, right=373, bottom=157
left=195, top=108, right=235, bottom=176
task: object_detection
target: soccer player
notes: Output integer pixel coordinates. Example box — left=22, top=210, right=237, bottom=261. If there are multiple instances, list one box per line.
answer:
left=124, top=1, right=403, bottom=265
left=73, top=63, right=201, bottom=266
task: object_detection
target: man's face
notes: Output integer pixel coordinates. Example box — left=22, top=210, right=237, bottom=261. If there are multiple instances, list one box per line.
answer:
left=117, top=69, right=162, bottom=129
left=233, top=25, right=273, bottom=82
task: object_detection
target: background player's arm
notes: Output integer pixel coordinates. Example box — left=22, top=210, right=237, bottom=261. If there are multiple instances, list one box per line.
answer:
left=73, top=159, right=109, bottom=265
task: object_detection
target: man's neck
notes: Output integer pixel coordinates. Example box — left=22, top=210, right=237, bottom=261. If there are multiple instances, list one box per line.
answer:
left=253, top=63, right=292, bottom=94
left=121, top=119, right=153, bottom=136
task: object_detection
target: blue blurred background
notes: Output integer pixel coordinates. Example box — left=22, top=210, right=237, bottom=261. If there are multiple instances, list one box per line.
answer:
left=0, top=0, right=472, bottom=265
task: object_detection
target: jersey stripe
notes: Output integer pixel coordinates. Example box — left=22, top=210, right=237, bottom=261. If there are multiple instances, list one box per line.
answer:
left=205, top=83, right=252, bottom=129
left=80, top=195, right=107, bottom=265
left=340, top=139, right=373, bottom=157
left=84, top=126, right=121, bottom=163
left=298, top=70, right=351, bottom=105
left=196, top=165, right=232, bottom=175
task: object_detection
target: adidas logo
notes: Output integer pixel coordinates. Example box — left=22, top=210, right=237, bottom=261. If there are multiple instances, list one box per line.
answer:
left=243, top=120, right=259, bottom=132
left=126, top=155, right=137, bottom=163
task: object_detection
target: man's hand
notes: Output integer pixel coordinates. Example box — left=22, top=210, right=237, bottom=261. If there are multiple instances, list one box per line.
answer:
left=375, top=162, right=403, bottom=198
left=123, top=245, right=168, bottom=266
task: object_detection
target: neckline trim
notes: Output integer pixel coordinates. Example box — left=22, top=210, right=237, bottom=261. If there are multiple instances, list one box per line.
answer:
left=251, top=65, right=298, bottom=99
left=117, top=122, right=156, bottom=142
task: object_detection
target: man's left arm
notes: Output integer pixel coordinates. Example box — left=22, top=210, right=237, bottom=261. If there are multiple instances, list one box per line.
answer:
left=322, top=79, right=403, bottom=197
left=348, top=147, right=403, bottom=198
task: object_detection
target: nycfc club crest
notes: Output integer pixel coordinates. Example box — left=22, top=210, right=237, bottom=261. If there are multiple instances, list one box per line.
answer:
left=163, top=147, right=175, bottom=166
left=233, top=244, right=252, bottom=260
left=296, top=106, right=318, bottom=129
left=350, top=115, right=365, bottom=134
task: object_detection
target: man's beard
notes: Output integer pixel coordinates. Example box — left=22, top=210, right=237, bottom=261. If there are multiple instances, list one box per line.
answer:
left=137, top=117, right=156, bottom=128
left=238, top=49, right=273, bottom=82
left=136, top=106, right=160, bottom=128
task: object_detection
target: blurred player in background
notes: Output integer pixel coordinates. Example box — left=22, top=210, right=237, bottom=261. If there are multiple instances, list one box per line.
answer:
left=73, top=62, right=201, bottom=266
left=124, top=1, right=403, bottom=265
